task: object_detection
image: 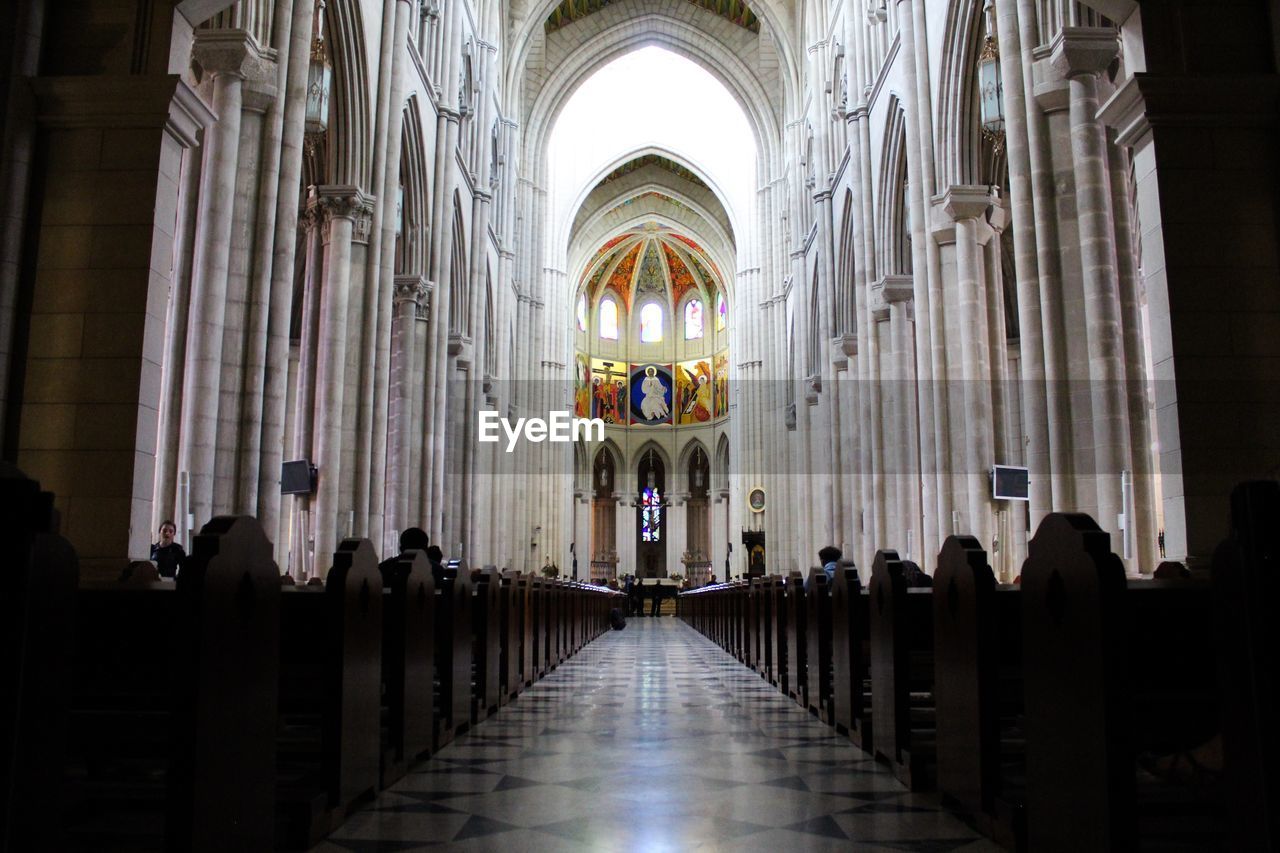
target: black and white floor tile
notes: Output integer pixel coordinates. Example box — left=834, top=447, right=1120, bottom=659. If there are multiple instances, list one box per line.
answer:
left=313, top=618, right=999, bottom=852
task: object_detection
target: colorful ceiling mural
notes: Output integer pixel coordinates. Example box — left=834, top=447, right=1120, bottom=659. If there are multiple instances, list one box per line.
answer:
left=545, top=0, right=760, bottom=35
left=579, top=226, right=725, bottom=315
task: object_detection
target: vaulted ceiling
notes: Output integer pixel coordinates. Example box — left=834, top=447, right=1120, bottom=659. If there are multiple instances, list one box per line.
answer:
left=578, top=226, right=725, bottom=313
left=545, top=0, right=760, bottom=34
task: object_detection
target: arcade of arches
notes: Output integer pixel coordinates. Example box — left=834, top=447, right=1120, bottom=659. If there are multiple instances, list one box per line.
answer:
left=2, top=0, right=1278, bottom=587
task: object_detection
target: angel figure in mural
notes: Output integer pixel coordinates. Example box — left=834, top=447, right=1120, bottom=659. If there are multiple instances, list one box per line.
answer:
left=640, top=366, right=670, bottom=420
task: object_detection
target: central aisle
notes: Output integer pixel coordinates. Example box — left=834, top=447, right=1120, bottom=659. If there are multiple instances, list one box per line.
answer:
left=316, top=618, right=996, bottom=852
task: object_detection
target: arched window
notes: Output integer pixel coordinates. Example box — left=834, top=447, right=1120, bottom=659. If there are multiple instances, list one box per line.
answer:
left=599, top=298, right=619, bottom=340
left=640, top=302, right=663, bottom=343
left=576, top=294, right=587, bottom=332
left=716, top=292, right=727, bottom=331
left=684, top=299, right=704, bottom=340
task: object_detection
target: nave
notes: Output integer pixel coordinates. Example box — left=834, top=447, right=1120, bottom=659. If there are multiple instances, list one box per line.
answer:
left=315, top=618, right=995, bottom=853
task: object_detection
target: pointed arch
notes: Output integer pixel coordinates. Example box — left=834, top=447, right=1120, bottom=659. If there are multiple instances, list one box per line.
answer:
left=324, top=0, right=372, bottom=189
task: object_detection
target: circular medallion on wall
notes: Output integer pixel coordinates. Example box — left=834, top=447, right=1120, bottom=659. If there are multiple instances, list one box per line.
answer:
left=748, top=487, right=765, bottom=513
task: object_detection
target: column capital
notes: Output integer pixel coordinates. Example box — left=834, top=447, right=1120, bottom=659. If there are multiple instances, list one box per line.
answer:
left=394, top=275, right=432, bottom=320
left=192, top=28, right=276, bottom=83
left=939, top=185, right=993, bottom=222
left=1047, top=26, right=1120, bottom=80
left=309, top=185, right=375, bottom=241
left=835, top=332, right=858, bottom=358
left=878, top=274, right=915, bottom=305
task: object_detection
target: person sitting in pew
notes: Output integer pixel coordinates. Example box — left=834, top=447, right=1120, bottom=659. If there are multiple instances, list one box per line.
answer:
left=901, top=560, right=933, bottom=588
left=426, top=544, right=446, bottom=577
left=1153, top=561, right=1191, bottom=579
left=150, top=519, right=186, bottom=578
left=806, top=546, right=842, bottom=591
left=379, top=527, right=431, bottom=586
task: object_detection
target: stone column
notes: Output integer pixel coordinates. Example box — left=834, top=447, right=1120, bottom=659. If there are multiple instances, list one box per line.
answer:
left=1050, top=28, right=1130, bottom=556
left=712, top=489, right=729, bottom=578
left=386, top=275, right=428, bottom=544
left=942, top=186, right=998, bottom=550
left=993, top=0, right=1052, bottom=532
left=310, top=185, right=374, bottom=566
left=883, top=276, right=916, bottom=558
left=667, top=492, right=687, bottom=579
left=1100, top=70, right=1280, bottom=566
left=615, top=494, right=635, bottom=578
left=180, top=30, right=273, bottom=528
left=18, top=77, right=212, bottom=574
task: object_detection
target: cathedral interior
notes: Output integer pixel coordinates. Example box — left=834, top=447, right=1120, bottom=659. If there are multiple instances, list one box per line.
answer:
left=1, top=0, right=1277, bottom=849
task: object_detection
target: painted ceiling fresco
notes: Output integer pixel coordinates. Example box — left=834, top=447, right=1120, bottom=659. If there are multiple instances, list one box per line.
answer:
left=545, top=0, right=760, bottom=34
left=579, top=226, right=724, bottom=314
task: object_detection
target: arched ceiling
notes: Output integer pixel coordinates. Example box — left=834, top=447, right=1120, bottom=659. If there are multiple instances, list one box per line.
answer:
left=595, top=154, right=711, bottom=193
left=578, top=226, right=726, bottom=314
left=545, top=0, right=761, bottom=35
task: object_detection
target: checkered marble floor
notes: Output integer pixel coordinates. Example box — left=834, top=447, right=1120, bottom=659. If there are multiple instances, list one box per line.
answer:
left=314, top=617, right=999, bottom=852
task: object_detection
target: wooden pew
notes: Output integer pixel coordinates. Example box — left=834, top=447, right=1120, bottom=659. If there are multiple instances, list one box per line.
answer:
left=379, top=550, right=434, bottom=789
left=753, top=575, right=773, bottom=681
left=433, top=560, right=472, bottom=749
left=830, top=560, right=872, bottom=749
left=497, top=570, right=518, bottom=705
left=785, top=571, right=808, bottom=708
left=472, top=567, right=502, bottom=722
left=869, top=549, right=936, bottom=789
left=1022, top=513, right=1221, bottom=852
left=805, top=567, right=834, bottom=723
left=1213, top=480, right=1278, bottom=852
left=743, top=577, right=761, bottom=672
left=63, top=516, right=279, bottom=853
left=509, top=571, right=529, bottom=696
left=769, top=575, right=788, bottom=695
left=932, top=535, right=1025, bottom=849
left=2, top=468, right=77, bottom=852
left=275, top=538, right=381, bottom=849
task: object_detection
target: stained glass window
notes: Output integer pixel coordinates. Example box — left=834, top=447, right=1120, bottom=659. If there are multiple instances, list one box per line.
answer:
left=684, top=299, right=704, bottom=340
left=600, top=298, right=619, bottom=340
left=576, top=294, right=587, bottom=332
left=716, top=292, right=727, bottom=331
left=641, top=487, right=662, bottom=542
left=640, top=302, right=663, bottom=342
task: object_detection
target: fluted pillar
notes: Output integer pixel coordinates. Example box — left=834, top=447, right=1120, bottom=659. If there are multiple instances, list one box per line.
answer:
left=941, top=186, right=998, bottom=550
left=1050, top=28, right=1130, bottom=557
left=386, top=275, right=429, bottom=544
left=310, top=185, right=374, bottom=566
left=180, top=30, right=272, bottom=528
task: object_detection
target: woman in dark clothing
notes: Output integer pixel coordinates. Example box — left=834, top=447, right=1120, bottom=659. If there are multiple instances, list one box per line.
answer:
left=150, top=519, right=186, bottom=579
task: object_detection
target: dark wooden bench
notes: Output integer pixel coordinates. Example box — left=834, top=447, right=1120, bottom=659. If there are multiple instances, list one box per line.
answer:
left=932, top=534, right=1025, bottom=849
left=275, top=538, right=381, bottom=849
left=471, top=566, right=502, bottom=722
left=830, top=560, right=872, bottom=749
left=379, top=550, right=434, bottom=788
left=1, top=468, right=78, bottom=851
left=785, top=571, right=808, bottom=708
left=63, top=516, right=279, bottom=852
left=805, top=567, right=834, bottom=723
left=1022, top=513, right=1222, bottom=852
left=1213, top=480, right=1278, bottom=852
left=432, top=559, right=472, bottom=749
left=869, top=549, right=936, bottom=789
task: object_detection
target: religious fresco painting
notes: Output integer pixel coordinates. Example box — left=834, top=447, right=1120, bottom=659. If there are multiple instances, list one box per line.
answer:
left=675, top=358, right=713, bottom=424
left=574, top=352, right=591, bottom=418
left=714, top=349, right=729, bottom=418
left=591, top=358, right=628, bottom=424
left=629, top=363, right=673, bottom=426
